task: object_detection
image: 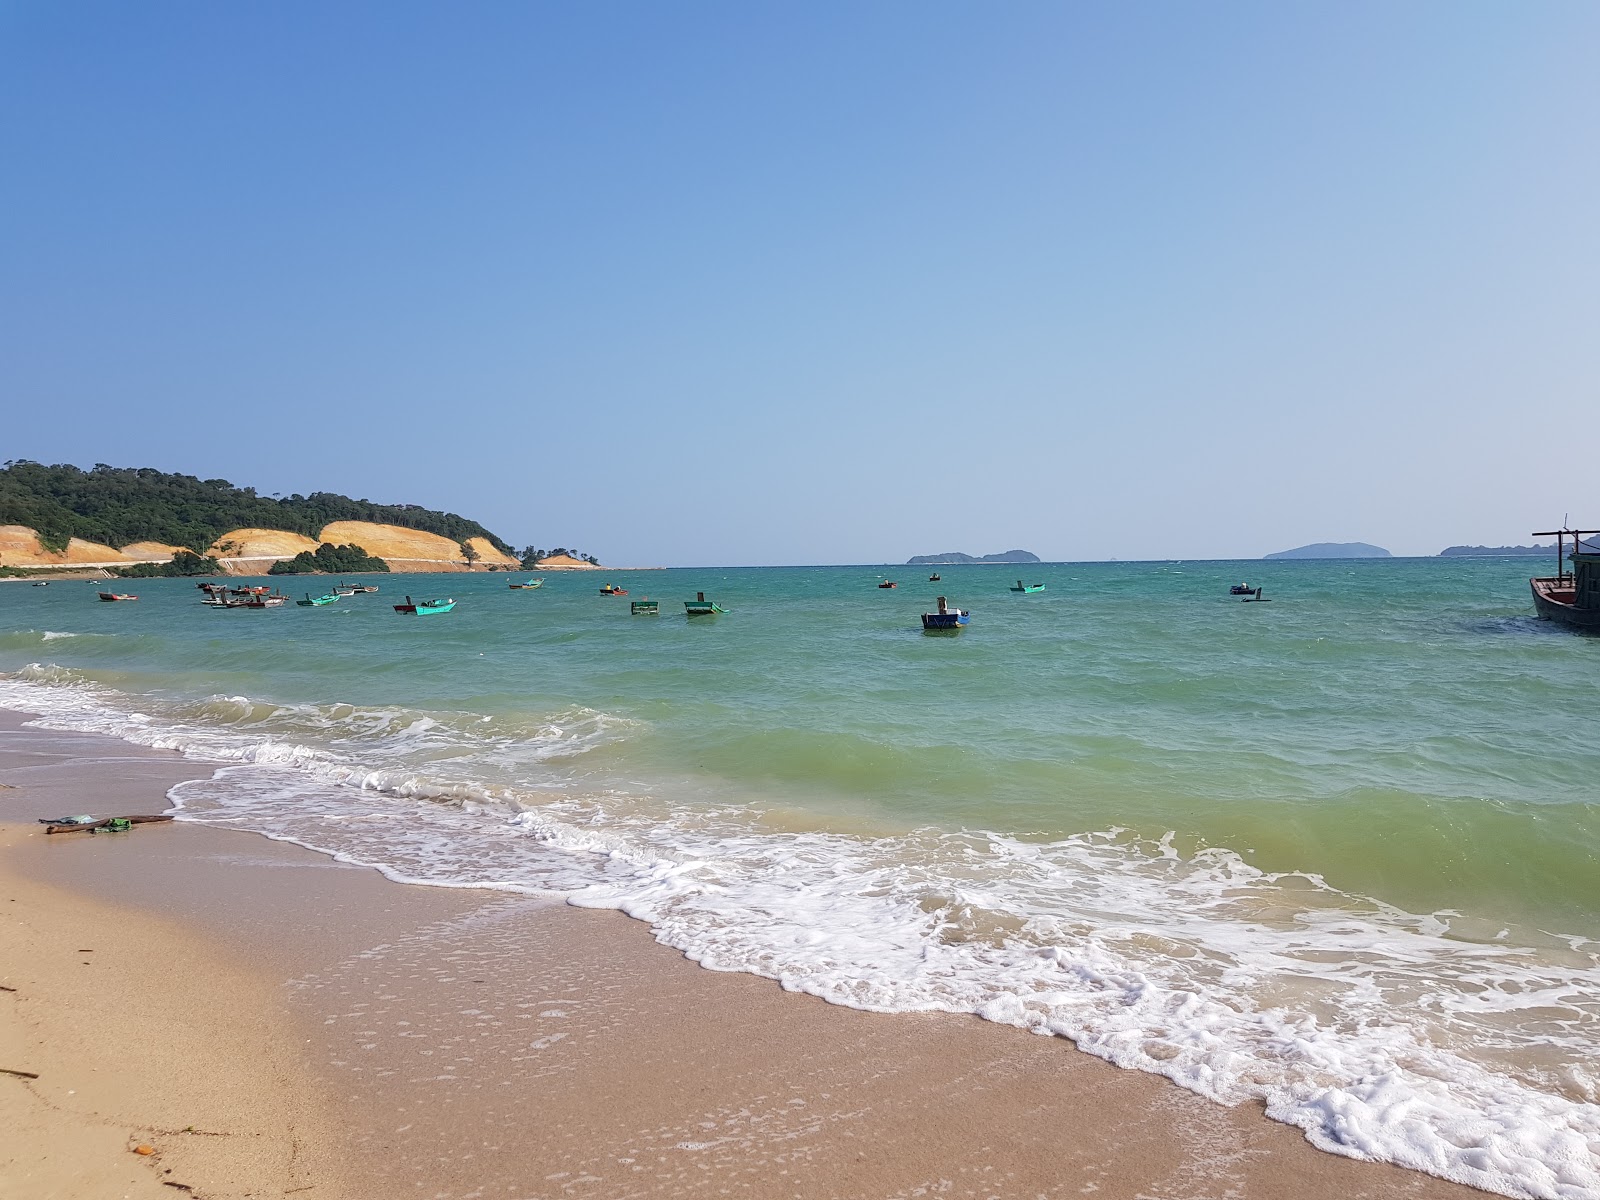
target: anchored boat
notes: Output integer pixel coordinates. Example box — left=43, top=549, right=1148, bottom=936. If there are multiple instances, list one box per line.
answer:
left=684, top=591, right=727, bottom=616
left=509, top=578, right=544, bottom=589
left=630, top=599, right=659, bottom=615
left=297, top=592, right=339, bottom=606
left=920, top=596, right=969, bottom=631
left=394, top=596, right=456, bottom=615
left=878, top=581, right=897, bottom=589
left=1009, top=580, right=1045, bottom=594
left=1530, top=527, right=1600, bottom=632
left=599, top=583, right=629, bottom=596
left=1230, top=584, right=1260, bottom=596
left=97, top=592, right=138, bottom=601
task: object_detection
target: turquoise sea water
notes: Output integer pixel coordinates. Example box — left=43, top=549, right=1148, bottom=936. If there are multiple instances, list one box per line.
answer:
left=3, top=559, right=1598, bottom=1197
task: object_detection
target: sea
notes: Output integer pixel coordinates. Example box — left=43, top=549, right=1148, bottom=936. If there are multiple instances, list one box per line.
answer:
left=2, top=559, right=1597, bottom=1198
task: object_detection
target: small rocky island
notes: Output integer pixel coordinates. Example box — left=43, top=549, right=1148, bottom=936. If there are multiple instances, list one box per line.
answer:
left=1438, top=544, right=1554, bottom=557
left=1265, top=542, right=1391, bottom=560
left=907, top=550, right=1041, bottom=565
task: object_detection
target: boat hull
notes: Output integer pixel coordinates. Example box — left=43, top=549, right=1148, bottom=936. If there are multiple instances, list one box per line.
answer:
left=920, top=613, right=969, bottom=630
left=1530, top=578, right=1600, bottom=632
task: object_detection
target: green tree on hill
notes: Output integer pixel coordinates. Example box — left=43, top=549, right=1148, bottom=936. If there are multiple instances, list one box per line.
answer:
left=268, top=543, right=390, bottom=575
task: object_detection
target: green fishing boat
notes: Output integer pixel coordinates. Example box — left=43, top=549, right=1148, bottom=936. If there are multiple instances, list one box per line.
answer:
left=297, top=592, right=339, bottom=607
left=1009, top=580, right=1046, bottom=594
left=394, top=596, right=456, bottom=615
left=509, top=578, right=544, bottom=589
left=630, top=599, right=660, bottom=615
left=684, top=591, right=727, bottom=616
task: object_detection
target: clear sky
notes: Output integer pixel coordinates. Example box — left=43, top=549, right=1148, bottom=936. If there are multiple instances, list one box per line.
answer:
left=3, top=2, right=1597, bottom=563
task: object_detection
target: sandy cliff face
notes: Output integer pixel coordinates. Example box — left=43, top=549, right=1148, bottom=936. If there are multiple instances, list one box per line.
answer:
left=120, top=541, right=190, bottom=562
left=464, top=537, right=521, bottom=567
left=207, top=529, right=322, bottom=559
left=5, top=522, right=522, bottom=573
left=0, top=525, right=134, bottom=567
left=535, top=553, right=602, bottom=570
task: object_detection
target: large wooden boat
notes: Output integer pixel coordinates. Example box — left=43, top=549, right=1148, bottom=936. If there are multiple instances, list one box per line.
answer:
left=1530, top=528, right=1600, bottom=632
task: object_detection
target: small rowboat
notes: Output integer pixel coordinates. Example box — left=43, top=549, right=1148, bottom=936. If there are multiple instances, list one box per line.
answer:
left=509, top=579, right=544, bottom=589
left=921, top=596, right=969, bottom=631
left=1009, top=580, right=1045, bottom=594
left=631, top=599, right=659, bottom=615
left=298, top=592, right=339, bottom=606
left=599, top=584, right=628, bottom=596
left=928, top=574, right=940, bottom=582
left=878, top=581, right=897, bottom=589
left=243, top=592, right=288, bottom=608
left=684, top=592, right=726, bottom=616
left=98, top=592, right=138, bottom=601
left=394, top=596, right=455, bottom=615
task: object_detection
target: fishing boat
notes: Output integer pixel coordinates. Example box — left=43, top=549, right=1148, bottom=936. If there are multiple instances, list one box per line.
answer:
left=1530, top=527, right=1600, bottom=632
left=599, top=584, right=628, bottom=596
left=1229, top=584, right=1260, bottom=596
left=920, top=596, right=969, bottom=631
left=333, top=585, right=359, bottom=597
left=97, top=591, right=138, bottom=602
left=242, top=591, right=288, bottom=608
left=1009, top=580, right=1045, bottom=594
left=630, top=599, right=659, bottom=615
left=31, top=581, right=48, bottom=587
left=340, top=583, right=379, bottom=594
left=297, top=592, right=339, bottom=606
left=684, top=592, right=727, bottom=616
left=509, top=578, right=544, bottom=589
left=394, top=595, right=456, bottom=615
left=878, top=581, right=897, bottom=589
left=928, top=573, right=940, bottom=582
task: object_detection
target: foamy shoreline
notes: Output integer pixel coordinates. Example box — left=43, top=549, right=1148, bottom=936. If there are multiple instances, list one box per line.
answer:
left=0, top=706, right=1498, bottom=1199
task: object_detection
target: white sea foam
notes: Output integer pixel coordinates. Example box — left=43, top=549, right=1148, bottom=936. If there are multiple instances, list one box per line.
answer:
left=2, top=667, right=1598, bottom=1199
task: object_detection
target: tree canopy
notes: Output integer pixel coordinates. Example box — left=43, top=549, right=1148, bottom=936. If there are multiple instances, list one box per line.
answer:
left=268, top=543, right=391, bottom=575
left=0, top=461, right=513, bottom=555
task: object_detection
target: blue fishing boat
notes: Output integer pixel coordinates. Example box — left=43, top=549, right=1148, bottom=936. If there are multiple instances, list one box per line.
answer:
left=921, top=596, right=969, bottom=631
left=394, top=596, right=455, bottom=615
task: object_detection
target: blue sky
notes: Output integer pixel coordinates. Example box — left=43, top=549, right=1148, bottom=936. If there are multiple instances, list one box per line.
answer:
left=3, top=2, right=1597, bottom=563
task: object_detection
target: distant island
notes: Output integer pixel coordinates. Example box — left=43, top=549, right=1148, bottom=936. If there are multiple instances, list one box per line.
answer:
left=1439, top=544, right=1554, bottom=557
left=1265, top=542, right=1391, bottom=560
left=907, top=550, right=1041, bottom=565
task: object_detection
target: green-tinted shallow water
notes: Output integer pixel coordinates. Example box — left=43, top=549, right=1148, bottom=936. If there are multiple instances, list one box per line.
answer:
left=3, top=558, right=1599, bottom=1197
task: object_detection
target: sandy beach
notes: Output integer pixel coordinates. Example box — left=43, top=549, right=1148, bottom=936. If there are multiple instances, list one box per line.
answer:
left=0, top=710, right=1493, bottom=1200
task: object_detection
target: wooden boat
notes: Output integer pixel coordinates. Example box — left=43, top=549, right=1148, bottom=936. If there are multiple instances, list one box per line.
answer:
left=334, top=585, right=359, bottom=597
left=928, top=574, right=940, bottom=582
left=630, top=599, right=659, bottom=615
left=1009, top=580, right=1045, bottom=594
left=684, top=592, right=727, bottom=616
left=297, top=592, right=339, bottom=606
left=1530, top=527, right=1600, bottom=632
left=98, top=591, right=138, bottom=601
left=1229, top=584, right=1260, bottom=596
left=394, top=596, right=456, bottom=615
left=338, top=583, right=379, bottom=594
left=509, top=579, right=544, bottom=589
left=920, top=596, right=969, bottom=631
left=878, top=581, right=897, bottom=589
left=243, top=591, right=288, bottom=608
left=599, top=584, right=629, bottom=596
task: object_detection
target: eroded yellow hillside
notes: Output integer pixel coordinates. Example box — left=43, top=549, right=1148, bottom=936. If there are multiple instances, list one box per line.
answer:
left=317, top=522, right=464, bottom=562
left=0, top=525, right=134, bottom=567
left=207, top=529, right=321, bottom=559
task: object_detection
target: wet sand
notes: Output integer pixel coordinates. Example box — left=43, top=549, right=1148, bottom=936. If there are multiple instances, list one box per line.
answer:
left=0, top=710, right=1491, bottom=1199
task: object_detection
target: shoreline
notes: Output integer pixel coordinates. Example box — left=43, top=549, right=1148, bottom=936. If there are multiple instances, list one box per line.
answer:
left=0, top=708, right=1493, bottom=1199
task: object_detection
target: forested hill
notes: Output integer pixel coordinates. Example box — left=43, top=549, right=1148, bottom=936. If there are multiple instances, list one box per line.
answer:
left=0, top=461, right=513, bottom=555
